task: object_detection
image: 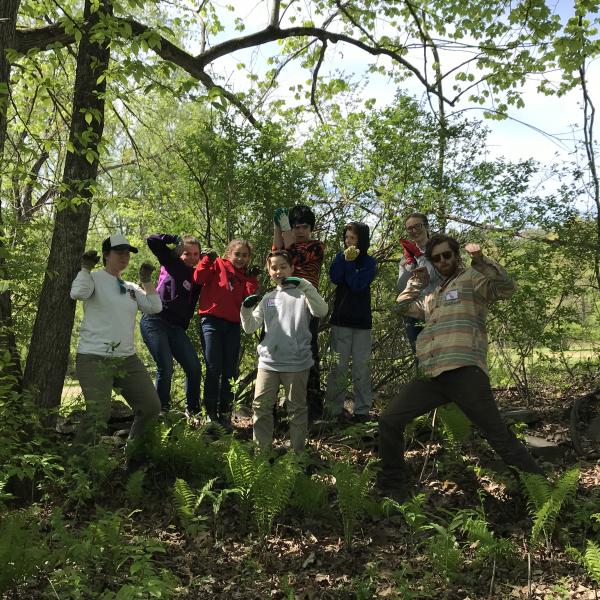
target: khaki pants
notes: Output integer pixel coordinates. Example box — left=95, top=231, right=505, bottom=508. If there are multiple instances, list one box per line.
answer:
left=253, top=368, right=309, bottom=453
left=75, top=353, right=160, bottom=443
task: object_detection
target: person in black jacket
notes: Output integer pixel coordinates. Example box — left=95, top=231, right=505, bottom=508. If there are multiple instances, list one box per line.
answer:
left=140, top=234, right=203, bottom=415
left=325, top=222, right=377, bottom=424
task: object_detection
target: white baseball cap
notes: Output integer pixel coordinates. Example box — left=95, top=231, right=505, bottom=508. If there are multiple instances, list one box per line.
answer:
left=102, top=234, right=138, bottom=253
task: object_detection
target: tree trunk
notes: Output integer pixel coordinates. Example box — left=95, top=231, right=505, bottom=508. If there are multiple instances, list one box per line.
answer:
left=0, top=0, right=22, bottom=386
left=23, top=0, right=111, bottom=409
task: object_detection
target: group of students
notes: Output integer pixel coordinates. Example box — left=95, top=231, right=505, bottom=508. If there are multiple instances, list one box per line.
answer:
left=70, top=205, right=378, bottom=454
left=71, top=207, right=545, bottom=500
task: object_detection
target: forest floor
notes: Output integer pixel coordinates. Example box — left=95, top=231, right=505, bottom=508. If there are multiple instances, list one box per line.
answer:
left=154, top=389, right=599, bottom=599
left=6, top=383, right=600, bottom=599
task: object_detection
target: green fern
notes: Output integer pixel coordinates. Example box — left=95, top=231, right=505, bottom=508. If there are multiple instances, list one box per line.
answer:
left=226, top=442, right=300, bottom=535
left=520, top=472, right=552, bottom=513
left=140, top=420, right=226, bottom=482
left=457, top=509, right=516, bottom=565
left=124, top=469, right=145, bottom=506
left=173, top=477, right=217, bottom=535
left=332, top=459, right=374, bottom=550
left=438, top=403, right=472, bottom=453
left=568, top=538, right=600, bottom=587
left=521, top=466, right=580, bottom=547
left=0, top=512, right=45, bottom=594
left=226, top=441, right=257, bottom=502
left=252, top=452, right=301, bottom=535
left=581, top=540, right=600, bottom=585
left=290, top=473, right=330, bottom=518
left=423, top=521, right=463, bottom=582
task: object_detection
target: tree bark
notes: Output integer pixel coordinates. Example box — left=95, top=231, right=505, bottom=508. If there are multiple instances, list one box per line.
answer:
left=23, top=0, right=111, bottom=409
left=0, top=0, right=22, bottom=386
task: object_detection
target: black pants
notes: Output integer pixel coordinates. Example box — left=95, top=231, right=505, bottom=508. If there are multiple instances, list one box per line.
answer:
left=378, top=366, right=544, bottom=486
left=307, top=316, right=324, bottom=421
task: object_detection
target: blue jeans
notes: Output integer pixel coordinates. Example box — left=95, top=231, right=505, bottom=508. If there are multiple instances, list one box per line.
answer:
left=199, top=315, right=241, bottom=419
left=404, top=316, right=424, bottom=355
left=140, top=315, right=202, bottom=413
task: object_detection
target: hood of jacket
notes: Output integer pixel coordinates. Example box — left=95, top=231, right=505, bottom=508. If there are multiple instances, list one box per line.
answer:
left=344, top=221, right=370, bottom=255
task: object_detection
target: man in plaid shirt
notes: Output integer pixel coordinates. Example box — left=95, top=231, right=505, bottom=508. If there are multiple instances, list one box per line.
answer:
left=378, top=233, right=544, bottom=501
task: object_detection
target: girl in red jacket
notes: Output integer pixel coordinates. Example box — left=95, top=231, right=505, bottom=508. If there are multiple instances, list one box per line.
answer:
left=193, top=239, right=259, bottom=428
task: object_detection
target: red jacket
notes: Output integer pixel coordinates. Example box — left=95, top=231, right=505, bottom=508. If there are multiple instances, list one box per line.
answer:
left=193, top=256, right=258, bottom=323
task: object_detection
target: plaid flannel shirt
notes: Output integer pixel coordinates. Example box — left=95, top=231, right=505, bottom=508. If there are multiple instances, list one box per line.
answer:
left=396, top=257, right=516, bottom=378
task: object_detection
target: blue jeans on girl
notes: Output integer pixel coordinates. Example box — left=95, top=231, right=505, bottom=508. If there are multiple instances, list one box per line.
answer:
left=140, top=314, right=202, bottom=413
left=199, top=315, right=241, bottom=421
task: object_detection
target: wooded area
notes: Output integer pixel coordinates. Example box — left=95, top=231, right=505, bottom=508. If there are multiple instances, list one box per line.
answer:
left=1, top=0, right=599, bottom=598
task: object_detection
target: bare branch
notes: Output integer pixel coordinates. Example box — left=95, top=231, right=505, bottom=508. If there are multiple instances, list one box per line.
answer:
left=269, top=0, right=281, bottom=28
left=334, top=0, right=377, bottom=46
left=15, top=12, right=454, bottom=131
left=193, top=23, right=445, bottom=102
left=19, top=150, right=49, bottom=220
left=311, top=40, right=327, bottom=124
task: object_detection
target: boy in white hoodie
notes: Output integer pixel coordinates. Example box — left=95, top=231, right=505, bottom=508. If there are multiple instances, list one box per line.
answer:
left=240, top=250, right=328, bottom=453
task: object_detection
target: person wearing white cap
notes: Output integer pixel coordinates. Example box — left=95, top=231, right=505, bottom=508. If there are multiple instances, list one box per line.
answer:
left=70, top=234, right=163, bottom=443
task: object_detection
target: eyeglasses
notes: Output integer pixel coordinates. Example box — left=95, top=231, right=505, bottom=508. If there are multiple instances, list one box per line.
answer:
left=406, top=223, right=424, bottom=232
left=117, top=278, right=126, bottom=294
left=430, top=250, right=454, bottom=263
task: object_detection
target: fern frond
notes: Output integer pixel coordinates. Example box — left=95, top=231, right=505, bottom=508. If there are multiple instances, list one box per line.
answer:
left=226, top=442, right=258, bottom=502
left=173, top=478, right=196, bottom=529
left=438, top=404, right=471, bottom=451
left=290, top=474, right=330, bottom=517
left=529, top=466, right=580, bottom=547
left=333, top=460, right=374, bottom=550
left=582, top=540, right=600, bottom=586
left=173, top=477, right=215, bottom=535
left=252, top=452, right=300, bottom=535
left=520, top=472, right=552, bottom=512
left=125, top=470, right=145, bottom=506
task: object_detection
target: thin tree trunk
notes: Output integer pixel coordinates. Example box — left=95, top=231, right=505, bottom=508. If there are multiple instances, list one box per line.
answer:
left=0, top=0, right=22, bottom=386
left=23, top=0, right=111, bottom=409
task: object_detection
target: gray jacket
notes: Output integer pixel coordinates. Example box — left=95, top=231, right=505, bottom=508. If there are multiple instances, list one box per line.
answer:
left=241, top=279, right=328, bottom=372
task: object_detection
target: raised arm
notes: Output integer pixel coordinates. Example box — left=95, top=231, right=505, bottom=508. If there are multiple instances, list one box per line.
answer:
left=146, top=233, right=182, bottom=267
left=136, top=262, right=162, bottom=314
left=297, top=279, right=328, bottom=318
left=70, top=250, right=99, bottom=300
left=466, top=243, right=516, bottom=302
left=70, top=270, right=95, bottom=300
left=240, top=297, right=265, bottom=334
left=395, top=270, right=427, bottom=320
left=193, top=252, right=218, bottom=285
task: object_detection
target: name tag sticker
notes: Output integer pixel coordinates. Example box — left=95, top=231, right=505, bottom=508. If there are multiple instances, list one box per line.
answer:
left=445, top=290, right=459, bottom=301
left=183, top=280, right=192, bottom=291
left=267, top=298, right=277, bottom=307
